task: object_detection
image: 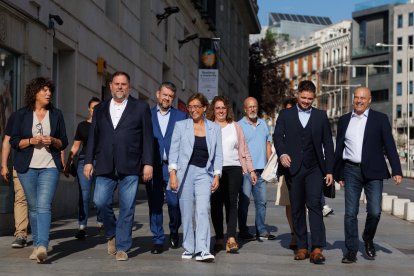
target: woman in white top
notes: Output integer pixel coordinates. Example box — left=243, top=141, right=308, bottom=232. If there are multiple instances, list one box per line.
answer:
left=206, top=96, right=257, bottom=253
left=10, top=77, right=68, bottom=263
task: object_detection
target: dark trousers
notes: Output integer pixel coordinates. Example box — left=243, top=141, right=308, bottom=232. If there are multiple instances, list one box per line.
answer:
left=343, top=163, right=383, bottom=252
left=285, top=164, right=326, bottom=249
left=146, top=163, right=181, bottom=245
left=211, top=166, right=243, bottom=239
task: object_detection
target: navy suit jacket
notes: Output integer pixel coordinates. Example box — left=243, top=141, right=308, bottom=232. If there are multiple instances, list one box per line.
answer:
left=10, top=106, right=68, bottom=173
left=85, top=96, right=153, bottom=176
left=273, top=107, right=334, bottom=176
left=151, top=106, right=187, bottom=166
left=333, top=109, right=402, bottom=181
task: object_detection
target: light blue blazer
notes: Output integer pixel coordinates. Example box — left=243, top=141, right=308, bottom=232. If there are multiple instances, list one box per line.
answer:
left=168, top=118, right=223, bottom=190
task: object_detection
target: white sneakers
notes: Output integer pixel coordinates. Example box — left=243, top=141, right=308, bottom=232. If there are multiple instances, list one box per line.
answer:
left=182, top=251, right=215, bottom=262
left=323, top=205, right=334, bottom=217
left=195, top=251, right=215, bottom=262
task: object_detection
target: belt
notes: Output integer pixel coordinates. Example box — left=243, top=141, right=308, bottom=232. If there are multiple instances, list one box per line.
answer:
left=344, top=160, right=361, bottom=167
left=162, top=160, right=169, bottom=165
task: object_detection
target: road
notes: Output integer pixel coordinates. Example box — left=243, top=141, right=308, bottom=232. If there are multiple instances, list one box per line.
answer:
left=383, top=177, right=414, bottom=201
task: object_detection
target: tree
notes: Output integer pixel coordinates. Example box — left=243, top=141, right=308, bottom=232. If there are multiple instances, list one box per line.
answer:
left=249, top=29, right=291, bottom=117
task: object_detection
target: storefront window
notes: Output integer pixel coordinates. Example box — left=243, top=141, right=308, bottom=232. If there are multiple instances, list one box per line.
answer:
left=0, top=47, right=18, bottom=213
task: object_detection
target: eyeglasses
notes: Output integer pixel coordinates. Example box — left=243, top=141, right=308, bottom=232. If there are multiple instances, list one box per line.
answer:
left=35, top=123, right=43, bottom=136
left=215, top=106, right=227, bottom=110
left=187, top=105, right=203, bottom=110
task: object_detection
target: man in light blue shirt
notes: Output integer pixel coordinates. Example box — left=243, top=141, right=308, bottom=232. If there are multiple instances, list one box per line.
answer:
left=238, top=97, right=274, bottom=241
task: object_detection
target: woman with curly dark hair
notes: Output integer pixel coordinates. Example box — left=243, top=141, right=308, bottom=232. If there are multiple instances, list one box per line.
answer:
left=206, top=96, right=257, bottom=253
left=10, top=77, right=68, bottom=263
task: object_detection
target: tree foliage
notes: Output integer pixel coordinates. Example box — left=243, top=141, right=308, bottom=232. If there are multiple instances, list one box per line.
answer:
left=249, top=29, right=292, bottom=117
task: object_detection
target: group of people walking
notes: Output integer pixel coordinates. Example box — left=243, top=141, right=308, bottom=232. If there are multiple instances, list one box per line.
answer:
left=1, top=74, right=402, bottom=265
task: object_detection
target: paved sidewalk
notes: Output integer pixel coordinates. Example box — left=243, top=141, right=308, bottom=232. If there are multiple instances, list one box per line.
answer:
left=0, top=183, right=413, bottom=275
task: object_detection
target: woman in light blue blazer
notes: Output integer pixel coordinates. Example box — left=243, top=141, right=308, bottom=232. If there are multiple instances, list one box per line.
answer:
left=168, top=93, right=223, bottom=262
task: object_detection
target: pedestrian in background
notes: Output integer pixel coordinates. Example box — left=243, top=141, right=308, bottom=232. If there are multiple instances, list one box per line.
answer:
left=64, top=97, right=103, bottom=239
left=10, top=77, right=68, bottom=263
left=1, top=112, right=29, bottom=249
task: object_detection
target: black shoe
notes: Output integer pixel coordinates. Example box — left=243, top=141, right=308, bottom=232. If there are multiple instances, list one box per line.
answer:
left=257, top=233, right=276, bottom=241
left=342, top=251, right=358, bottom=263
left=11, top=236, right=27, bottom=248
left=364, top=240, right=376, bottom=260
left=151, top=244, right=164, bottom=254
left=75, top=229, right=86, bottom=239
left=170, top=234, right=179, bottom=249
left=238, top=232, right=256, bottom=241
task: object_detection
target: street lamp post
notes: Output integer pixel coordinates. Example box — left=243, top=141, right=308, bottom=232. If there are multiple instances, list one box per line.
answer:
left=376, top=42, right=410, bottom=170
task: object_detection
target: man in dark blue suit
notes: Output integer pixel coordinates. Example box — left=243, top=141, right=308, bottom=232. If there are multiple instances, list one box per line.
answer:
left=147, top=82, right=187, bottom=254
left=334, top=87, right=402, bottom=263
left=274, top=80, right=334, bottom=264
left=84, top=71, right=153, bottom=261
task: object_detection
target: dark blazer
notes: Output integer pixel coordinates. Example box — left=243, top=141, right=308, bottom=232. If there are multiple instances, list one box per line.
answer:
left=151, top=106, right=187, bottom=166
left=273, top=106, right=334, bottom=176
left=10, top=106, right=68, bottom=173
left=85, top=96, right=153, bottom=176
left=333, top=109, right=402, bottom=181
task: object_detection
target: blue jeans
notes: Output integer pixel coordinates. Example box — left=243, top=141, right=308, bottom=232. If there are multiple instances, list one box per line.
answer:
left=344, top=163, right=383, bottom=252
left=18, top=168, right=60, bottom=248
left=93, top=172, right=138, bottom=252
left=77, top=159, right=102, bottom=227
left=238, top=169, right=268, bottom=235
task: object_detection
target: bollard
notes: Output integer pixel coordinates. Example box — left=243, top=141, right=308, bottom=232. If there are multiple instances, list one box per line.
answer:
left=382, top=195, right=398, bottom=212
left=382, top=192, right=388, bottom=196
left=404, top=202, right=414, bottom=221
left=392, top=198, right=410, bottom=217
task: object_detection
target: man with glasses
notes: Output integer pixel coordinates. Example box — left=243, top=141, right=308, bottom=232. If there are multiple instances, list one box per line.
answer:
left=238, top=97, right=275, bottom=241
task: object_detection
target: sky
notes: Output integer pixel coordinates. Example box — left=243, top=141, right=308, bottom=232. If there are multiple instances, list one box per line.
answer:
left=257, top=0, right=365, bottom=26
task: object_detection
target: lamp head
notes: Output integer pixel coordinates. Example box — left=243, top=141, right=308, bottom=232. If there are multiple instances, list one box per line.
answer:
left=49, top=14, right=63, bottom=25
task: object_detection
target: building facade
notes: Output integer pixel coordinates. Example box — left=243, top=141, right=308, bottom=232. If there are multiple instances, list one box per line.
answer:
left=0, top=0, right=259, bottom=234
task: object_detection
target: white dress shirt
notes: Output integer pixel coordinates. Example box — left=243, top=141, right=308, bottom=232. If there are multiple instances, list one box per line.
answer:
left=342, top=109, right=369, bottom=163
left=109, top=98, right=128, bottom=128
left=297, top=104, right=312, bottom=127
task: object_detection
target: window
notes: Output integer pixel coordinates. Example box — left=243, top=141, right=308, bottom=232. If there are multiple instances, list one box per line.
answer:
left=285, top=63, right=290, bottom=79
left=397, top=104, right=402, bottom=118
left=294, top=59, right=298, bottom=76
left=312, top=54, right=317, bottom=71
left=411, top=81, right=413, bottom=95
left=397, top=37, right=403, bottom=50
left=411, top=58, right=413, bottom=72
left=409, top=35, right=414, bottom=48
left=397, top=59, right=403, bottom=73
left=371, top=89, right=389, bottom=102
left=303, top=57, right=308, bottom=73
left=411, top=103, right=413, bottom=117
left=409, top=12, right=413, bottom=26
left=397, top=82, right=403, bottom=96
left=398, top=14, right=403, bottom=28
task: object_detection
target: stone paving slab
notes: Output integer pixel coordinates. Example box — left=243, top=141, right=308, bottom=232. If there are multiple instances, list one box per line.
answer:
left=0, top=184, right=413, bottom=275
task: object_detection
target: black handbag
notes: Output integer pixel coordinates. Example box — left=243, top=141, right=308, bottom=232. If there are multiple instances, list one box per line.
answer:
left=70, top=162, right=77, bottom=177
left=323, top=181, right=335, bottom=198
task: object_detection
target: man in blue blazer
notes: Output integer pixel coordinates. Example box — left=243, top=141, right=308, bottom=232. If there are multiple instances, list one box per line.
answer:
left=84, top=71, right=153, bottom=261
left=147, top=82, right=187, bottom=254
left=274, top=80, right=334, bottom=264
left=334, top=87, right=402, bottom=264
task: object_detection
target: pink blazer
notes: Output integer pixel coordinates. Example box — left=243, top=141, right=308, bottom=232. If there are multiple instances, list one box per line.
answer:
left=234, top=122, right=255, bottom=174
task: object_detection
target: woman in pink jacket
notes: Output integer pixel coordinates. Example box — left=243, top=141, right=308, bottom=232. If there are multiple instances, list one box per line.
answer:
left=206, top=96, right=257, bottom=253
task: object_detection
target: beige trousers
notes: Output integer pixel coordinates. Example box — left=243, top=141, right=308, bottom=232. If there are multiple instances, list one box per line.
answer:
left=13, top=169, right=28, bottom=238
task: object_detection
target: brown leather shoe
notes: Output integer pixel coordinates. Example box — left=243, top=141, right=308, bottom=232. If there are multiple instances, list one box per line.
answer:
left=294, top=249, right=309, bottom=260
left=108, top=237, right=116, bottom=255
left=310, top=248, right=325, bottom=264
left=226, top=240, right=239, bottom=253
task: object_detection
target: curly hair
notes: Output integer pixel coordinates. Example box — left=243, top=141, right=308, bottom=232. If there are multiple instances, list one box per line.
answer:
left=206, top=96, right=234, bottom=123
left=187, top=92, right=209, bottom=108
left=25, top=77, right=55, bottom=110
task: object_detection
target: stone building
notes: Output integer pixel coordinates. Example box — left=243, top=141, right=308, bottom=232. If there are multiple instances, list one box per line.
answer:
left=0, top=0, right=259, bottom=234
